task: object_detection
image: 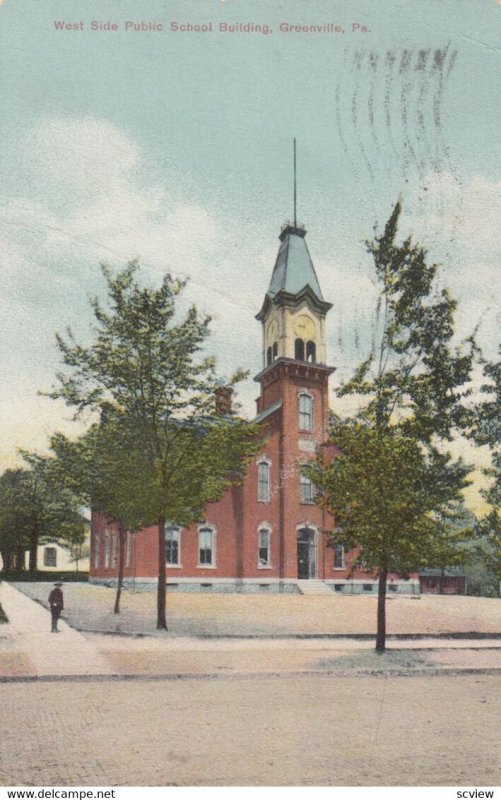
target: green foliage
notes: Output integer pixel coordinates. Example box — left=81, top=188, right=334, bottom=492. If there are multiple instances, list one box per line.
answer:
left=48, top=262, right=261, bottom=523
left=309, top=201, right=477, bottom=650
left=468, top=350, right=501, bottom=592
left=0, top=459, right=86, bottom=573
left=3, top=571, right=89, bottom=582
left=340, top=200, right=476, bottom=441
left=305, top=422, right=472, bottom=575
left=48, top=261, right=261, bottom=626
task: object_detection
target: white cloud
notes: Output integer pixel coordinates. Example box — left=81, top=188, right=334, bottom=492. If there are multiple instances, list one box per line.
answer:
left=1, top=122, right=500, bottom=475
left=22, top=117, right=140, bottom=204
left=399, top=171, right=501, bottom=359
left=0, top=117, right=230, bottom=462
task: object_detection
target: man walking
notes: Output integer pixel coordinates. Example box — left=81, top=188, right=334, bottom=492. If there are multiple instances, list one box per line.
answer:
left=48, top=582, right=64, bottom=633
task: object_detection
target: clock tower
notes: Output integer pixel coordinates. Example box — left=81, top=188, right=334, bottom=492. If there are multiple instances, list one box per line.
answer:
left=256, top=221, right=333, bottom=371
left=253, top=219, right=335, bottom=584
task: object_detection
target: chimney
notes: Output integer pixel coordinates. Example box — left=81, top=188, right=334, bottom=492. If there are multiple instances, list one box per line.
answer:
left=215, top=386, right=233, bottom=416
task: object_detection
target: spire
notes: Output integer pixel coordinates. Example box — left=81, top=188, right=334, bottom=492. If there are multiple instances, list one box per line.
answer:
left=267, top=139, right=324, bottom=300
left=255, top=142, right=332, bottom=321
left=294, top=137, right=297, bottom=228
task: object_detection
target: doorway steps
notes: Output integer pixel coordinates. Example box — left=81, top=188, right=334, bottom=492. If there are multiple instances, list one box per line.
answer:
left=297, top=580, right=334, bottom=595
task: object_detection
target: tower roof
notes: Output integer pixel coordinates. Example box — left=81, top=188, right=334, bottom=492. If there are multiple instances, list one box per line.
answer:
left=256, top=223, right=332, bottom=321
left=267, top=224, right=324, bottom=300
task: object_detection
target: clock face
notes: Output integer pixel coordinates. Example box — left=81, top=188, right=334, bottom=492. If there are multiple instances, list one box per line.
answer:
left=267, top=319, right=278, bottom=341
left=294, top=314, right=315, bottom=339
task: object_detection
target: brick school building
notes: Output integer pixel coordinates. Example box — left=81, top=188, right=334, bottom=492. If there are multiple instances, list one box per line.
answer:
left=90, top=220, right=419, bottom=595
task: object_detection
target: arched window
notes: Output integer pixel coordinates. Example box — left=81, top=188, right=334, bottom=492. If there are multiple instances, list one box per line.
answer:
left=295, top=338, right=305, bottom=361
left=298, top=392, right=313, bottom=431
left=198, top=526, right=216, bottom=566
left=257, top=458, right=271, bottom=502
left=166, top=526, right=181, bottom=566
left=272, top=341, right=278, bottom=361
left=258, top=525, right=271, bottom=568
left=267, top=346, right=272, bottom=366
left=306, top=340, right=316, bottom=363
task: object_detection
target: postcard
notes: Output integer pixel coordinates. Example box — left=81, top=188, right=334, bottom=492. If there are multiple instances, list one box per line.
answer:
left=0, top=0, right=500, bottom=793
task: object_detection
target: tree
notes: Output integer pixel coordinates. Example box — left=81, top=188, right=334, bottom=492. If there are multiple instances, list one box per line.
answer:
left=469, top=350, right=501, bottom=593
left=64, top=532, right=90, bottom=573
left=47, top=262, right=261, bottom=628
left=339, top=200, right=476, bottom=440
left=50, top=412, right=157, bottom=613
left=306, top=423, right=472, bottom=649
left=428, top=505, right=475, bottom=594
left=0, top=460, right=86, bottom=575
left=0, top=470, right=29, bottom=571
left=306, top=201, right=476, bottom=650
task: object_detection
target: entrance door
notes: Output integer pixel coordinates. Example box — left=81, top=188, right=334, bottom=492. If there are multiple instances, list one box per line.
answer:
left=297, top=528, right=316, bottom=579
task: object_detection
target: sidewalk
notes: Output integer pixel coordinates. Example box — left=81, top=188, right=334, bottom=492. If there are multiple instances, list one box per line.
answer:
left=1, top=581, right=500, bottom=680
left=0, top=582, right=116, bottom=678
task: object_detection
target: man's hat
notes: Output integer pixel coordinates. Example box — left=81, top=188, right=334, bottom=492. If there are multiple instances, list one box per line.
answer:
left=54, top=582, right=63, bottom=586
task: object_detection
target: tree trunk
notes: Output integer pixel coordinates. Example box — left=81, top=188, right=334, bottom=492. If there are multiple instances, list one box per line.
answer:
left=439, top=567, right=445, bottom=595
left=28, top=529, right=38, bottom=575
left=14, top=547, right=25, bottom=570
left=376, top=568, right=388, bottom=652
left=157, top=516, right=168, bottom=630
left=114, top=521, right=127, bottom=614
left=1, top=550, right=13, bottom=572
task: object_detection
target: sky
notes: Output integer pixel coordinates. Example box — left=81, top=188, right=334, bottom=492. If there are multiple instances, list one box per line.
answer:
left=1, top=0, right=500, bottom=507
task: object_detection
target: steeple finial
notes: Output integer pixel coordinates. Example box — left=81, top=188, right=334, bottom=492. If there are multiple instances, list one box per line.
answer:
left=293, top=138, right=297, bottom=228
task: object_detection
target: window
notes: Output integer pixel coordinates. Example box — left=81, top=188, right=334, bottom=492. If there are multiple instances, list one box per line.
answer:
left=333, top=544, right=345, bottom=569
left=295, top=338, right=305, bottom=361
left=104, top=529, right=110, bottom=568
left=298, top=392, right=313, bottom=431
left=389, top=584, right=398, bottom=592
left=258, top=527, right=271, bottom=567
left=363, top=583, right=373, bottom=592
left=126, top=531, right=133, bottom=568
left=110, top=532, right=117, bottom=569
left=300, top=472, right=314, bottom=503
left=198, top=526, right=215, bottom=566
left=267, top=343, right=278, bottom=365
left=306, top=340, right=316, bottom=363
left=166, top=526, right=181, bottom=566
left=44, top=547, right=57, bottom=567
left=257, top=459, right=271, bottom=502
left=334, top=584, right=343, bottom=592
left=94, top=533, right=100, bottom=569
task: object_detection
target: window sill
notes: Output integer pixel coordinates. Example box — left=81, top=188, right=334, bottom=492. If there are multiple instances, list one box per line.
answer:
left=258, top=565, right=272, bottom=570
left=166, top=564, right=183, bottom=569
left=333, top=567, right=345, bottom=571
left=197, top=564, right=216, bottom=569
